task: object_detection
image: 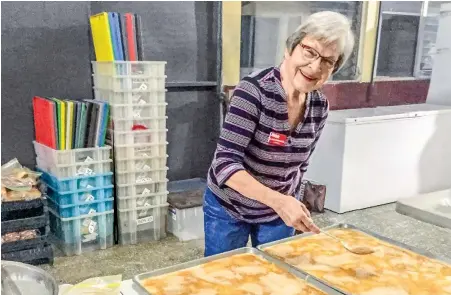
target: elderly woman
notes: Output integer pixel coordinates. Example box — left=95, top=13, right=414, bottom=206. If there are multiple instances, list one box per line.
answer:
left=204, top=11, right=355, bottom=256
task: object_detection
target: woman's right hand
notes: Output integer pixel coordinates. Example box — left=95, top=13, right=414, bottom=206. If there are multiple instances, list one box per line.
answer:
left=271, top=193, right=321, bottom=233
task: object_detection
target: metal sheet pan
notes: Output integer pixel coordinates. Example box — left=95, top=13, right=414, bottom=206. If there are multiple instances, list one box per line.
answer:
left=132, top=247, right=343, bottom=295
left=258, top=223, right=451, bottom=295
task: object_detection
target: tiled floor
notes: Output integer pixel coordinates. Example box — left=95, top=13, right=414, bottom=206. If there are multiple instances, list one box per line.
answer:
left=40, top=202, right=451, bottom=285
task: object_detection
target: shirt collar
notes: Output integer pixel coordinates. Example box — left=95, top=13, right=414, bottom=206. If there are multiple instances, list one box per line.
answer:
left=273, top=65, right=288, bottom=100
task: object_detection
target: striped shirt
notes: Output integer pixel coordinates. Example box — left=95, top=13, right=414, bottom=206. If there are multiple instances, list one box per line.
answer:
left=207, top=66, right=329, bottom=223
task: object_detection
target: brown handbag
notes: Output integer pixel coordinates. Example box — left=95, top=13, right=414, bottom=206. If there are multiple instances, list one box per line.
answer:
left=301, top=180, right=327, bottom=213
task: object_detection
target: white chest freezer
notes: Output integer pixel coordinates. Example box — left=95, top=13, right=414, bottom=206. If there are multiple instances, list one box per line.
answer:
left=305, top=103, right=451, bottom=213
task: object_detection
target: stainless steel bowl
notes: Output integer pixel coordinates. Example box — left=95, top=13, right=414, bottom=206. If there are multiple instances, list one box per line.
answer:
left=1, top=260, right=58, bottom=295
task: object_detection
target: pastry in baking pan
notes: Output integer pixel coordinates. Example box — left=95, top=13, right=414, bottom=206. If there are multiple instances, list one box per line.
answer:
left=265, top=229, right=451, bottom=295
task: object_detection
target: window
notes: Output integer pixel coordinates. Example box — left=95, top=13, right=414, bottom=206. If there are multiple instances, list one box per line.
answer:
left=374, top=1, right=442, bottom=79
left=239, top=1, right=363, bottom=81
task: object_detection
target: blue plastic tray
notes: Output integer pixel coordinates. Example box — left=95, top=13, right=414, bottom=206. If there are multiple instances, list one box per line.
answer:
left=47, top=195, right=114, bottom=218
left=46, top=184, right=114, bottom=206
left=38, top=168, right=113, bottom=193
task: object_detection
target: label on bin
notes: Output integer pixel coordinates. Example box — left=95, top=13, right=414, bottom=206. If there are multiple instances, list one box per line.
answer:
left=169, top=208, right=177, bottom=221
left=137, top=216, right=154, bottom=225
left=77, top=167, right=93, bottom=176
left=88, top=221, right=96, bottom=233
left=138, top=83, right=148, bottom=91
left=141, top=188, right=151, bottom=196
left=84, top=156, right=94, bottom=163
left=133, top=112, right=141, bottom=118
left=136, top=176, right=152, bottom=184
left=84, top=194, right=95, bottom=202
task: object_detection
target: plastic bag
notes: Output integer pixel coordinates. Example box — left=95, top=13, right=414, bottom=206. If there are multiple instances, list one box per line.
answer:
left=1, top=158, right=42, bottom=202
left=60, top=275, right=122, bottom=295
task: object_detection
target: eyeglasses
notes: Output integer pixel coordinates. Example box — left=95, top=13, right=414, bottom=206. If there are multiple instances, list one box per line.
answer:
left=300, top=43, right=338, bottom=70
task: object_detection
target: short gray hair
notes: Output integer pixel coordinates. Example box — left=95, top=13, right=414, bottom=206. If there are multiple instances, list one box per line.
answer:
left=286, top=11, right=355, bottom=73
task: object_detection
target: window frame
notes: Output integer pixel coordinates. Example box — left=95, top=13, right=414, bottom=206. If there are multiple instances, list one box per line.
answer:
left=373, top=1, right=438, bottom=80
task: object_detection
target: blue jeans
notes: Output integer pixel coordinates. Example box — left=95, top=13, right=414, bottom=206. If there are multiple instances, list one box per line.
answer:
left=203, top=188, right=295, bottom=257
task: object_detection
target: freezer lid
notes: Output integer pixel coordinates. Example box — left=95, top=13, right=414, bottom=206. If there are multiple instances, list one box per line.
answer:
left=327, top=104, right=451, bottom=124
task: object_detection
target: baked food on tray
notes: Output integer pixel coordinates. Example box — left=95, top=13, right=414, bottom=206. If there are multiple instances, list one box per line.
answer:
left=141, top=253, right=326, bottom=295
left=264, top=228, right=451, bottom=295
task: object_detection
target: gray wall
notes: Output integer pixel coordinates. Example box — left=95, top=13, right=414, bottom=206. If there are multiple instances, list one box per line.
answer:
left=1, top=1, right=219, bottom=181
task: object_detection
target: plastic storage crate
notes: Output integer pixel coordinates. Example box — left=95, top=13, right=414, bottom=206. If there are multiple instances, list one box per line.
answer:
left=33, top=141, right=111, bottom=166
left=109, top=117, right=167, bottom=132
left=1, top=243, right=54, bottom=266
left=108, top=103, right=167, bottom=119
left=2, top=207, right=49, bottom=235
left=45, top=184, right=114, bottom=206
left=38, top=169, right=113, bottom=193
left=1, top=198, right=47, bottom=222
left=115, top=156, right=167, bottom=173
left=93, top=76, right=166, bottom=92
left=107, top=129, right=167, bottom=145
left=168, top=206, right=204, bottom=242
left=167, top=184, right=205, bottom=241
left=117, top=192, right=168, bottom=210
left=36, top=157, right=113, bottom=178
left=95, top=88, right=166, bottom=105
left=116, top=180, right=168, bottom=197
left=110, top=142, right=168, bottom=159
left=115, top=168, right=168, bottom=185
left=48, top=208, right=114, bottom=256
left=47, top=196, right=114, bottom=218
left=91, top=61, right=166, bottom=77
left=117, top=203, right=168, bottom=245
left=1, top=226, right=50, bottom=253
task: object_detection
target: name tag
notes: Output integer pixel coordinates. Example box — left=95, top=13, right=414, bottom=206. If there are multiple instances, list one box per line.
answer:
left=268, top=132, right=287, bottom=146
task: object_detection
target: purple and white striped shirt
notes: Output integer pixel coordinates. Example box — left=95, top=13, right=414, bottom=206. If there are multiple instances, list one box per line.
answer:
left=207, top=66, right=329, bottom=223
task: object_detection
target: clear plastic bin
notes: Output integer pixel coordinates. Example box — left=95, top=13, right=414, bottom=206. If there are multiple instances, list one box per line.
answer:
left=91, top=61, right=166, bottom=77
left=117, top=192, right=168, bottom=210
left=33, top=141, right=111, bottom=166
left=116, top=180, right=168, bottom=198
left=115, top=156, right=167, bottom=172
left=47, top=195, right=114, bottom=218
left=167, top=206, right=204, bottom=242
left=115, top=168, right=168, bottom=185
left=117, top=203, right=168, bottom=245
left=107, top=129, right=167, bottom=145
left=109, top=103, right=167, bottom=119
left=38, top=169, right=113, bottom=193
left=109, top=116, right=167, bottom=132
left=94, top=88, right=166, bottom=105
left=48, top=208, right=114, bottom=256
left=110, top=142, right=167, bottom=159
left=93, top=75, right=166, bottom=92
left=36, top=157, right=113, bottom=178
left=45, top=184, right=114, bottom=206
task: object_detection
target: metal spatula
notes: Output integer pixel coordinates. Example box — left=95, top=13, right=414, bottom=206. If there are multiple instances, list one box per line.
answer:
left=321, top=230, right=375, bottom=255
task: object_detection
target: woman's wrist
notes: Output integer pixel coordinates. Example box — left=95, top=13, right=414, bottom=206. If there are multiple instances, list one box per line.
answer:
left=262, top=187, right=286, bottom=210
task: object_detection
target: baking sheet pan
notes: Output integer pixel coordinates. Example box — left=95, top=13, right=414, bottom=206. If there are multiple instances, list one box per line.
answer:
left=132, top=246, right=344, bottom=295
left=258, top=223, right=451, bottom=295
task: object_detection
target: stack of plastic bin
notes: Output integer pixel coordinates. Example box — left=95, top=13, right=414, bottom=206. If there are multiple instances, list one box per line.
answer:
left=1, top=197, right=53, bottom=265
left=33, top=141, right=115, bottom=256
left=91, top=61, right=169, bottom=245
